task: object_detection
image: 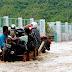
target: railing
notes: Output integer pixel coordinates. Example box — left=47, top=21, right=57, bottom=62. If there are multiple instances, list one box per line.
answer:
left=22, top=19, right=30, bottom=26
left=61, top=23, right=65, bottom=33
left=61, top=22, right=72, bottom=33
left=9, top=18, right=18, bottom=27
left=0, top=17, right=45, bottom=36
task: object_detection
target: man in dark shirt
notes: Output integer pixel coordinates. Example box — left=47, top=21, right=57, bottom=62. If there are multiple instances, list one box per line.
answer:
left=31, top=22, right=41, bottom=44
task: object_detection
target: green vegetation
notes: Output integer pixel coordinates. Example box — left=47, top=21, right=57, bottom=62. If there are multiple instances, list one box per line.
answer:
left=0, top=0, right=72, bottom=22
left=45, top=21, right=53, bottom=35
left=45, top=21, right=50, bottom=33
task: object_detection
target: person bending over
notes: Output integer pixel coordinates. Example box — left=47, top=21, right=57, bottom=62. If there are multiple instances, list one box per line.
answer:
left=14, top=27, right=29, bottom=50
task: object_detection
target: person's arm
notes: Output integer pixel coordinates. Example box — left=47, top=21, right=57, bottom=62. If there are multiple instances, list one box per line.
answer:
left=19, top=36, right=28, bottom=42
left=14, top=37, right=20, bottom=39
left=14, top=36, right=24, bottom=40
left=19, top=36, right=25, bottom=41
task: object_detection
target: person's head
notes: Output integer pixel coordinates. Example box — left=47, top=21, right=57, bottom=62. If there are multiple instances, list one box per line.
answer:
left=26, top=25, right=32, bottom=33
left=11, top=24, right=16, bottom=29
left=3, top=26, right=8, bottom=35
left=24, top=27, right=30, bottom=35
left=31, top=22, right=38, bottom=28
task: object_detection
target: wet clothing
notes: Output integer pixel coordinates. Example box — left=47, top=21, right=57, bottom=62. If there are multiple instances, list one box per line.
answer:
left=31, top=32, right=38, bottom=45
left=27, top=32, right=39, bottom=51
left=19, top=35, right=28, bottom=50
left=32, top=28, right=41, bottom=44
left=19, top=35, right=28, bottom=44
left=0, top=33, right=8, bottom=49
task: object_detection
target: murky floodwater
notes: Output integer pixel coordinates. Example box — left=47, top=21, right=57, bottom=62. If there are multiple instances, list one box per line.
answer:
left=0, top=41, right=72, bottom=72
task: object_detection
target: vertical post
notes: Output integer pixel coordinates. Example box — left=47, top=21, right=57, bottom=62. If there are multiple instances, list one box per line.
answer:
left=65, top=22, right=68, bottom=41
left=30, top=18, right=34, bottom=23
left=40, top=19, right=45, bottom=36
left=68, top=23, right=71, bottom=33
left=18, top=17, right=23, bottom=28
left=65, top=22, right=68, bottom=33
left=56, top=21, right=61, bottom=42
left=3, top=16, right=9, bottom=26
left=54, top=23, right=57, bottom=42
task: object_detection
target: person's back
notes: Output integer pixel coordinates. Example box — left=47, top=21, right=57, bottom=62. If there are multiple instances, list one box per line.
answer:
left=31, top=22, right=41, bottom=44
left=27, top=33, right=39, bottom=51
left=19, top=35, right=28, bottom=45
left=32, top=28, right=41, bottom=44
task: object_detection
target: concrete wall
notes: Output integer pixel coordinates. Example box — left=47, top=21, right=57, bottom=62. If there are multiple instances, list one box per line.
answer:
left=48, top=21, right=72, bottom=42
left=61, top=33, right=72, bottom=41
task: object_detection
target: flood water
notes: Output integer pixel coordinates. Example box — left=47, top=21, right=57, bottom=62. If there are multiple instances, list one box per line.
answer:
left=0, top=41, right=72, bottom=72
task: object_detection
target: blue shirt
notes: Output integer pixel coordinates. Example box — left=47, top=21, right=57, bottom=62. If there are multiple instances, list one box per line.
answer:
left=0, top=33, right=8, bottom=49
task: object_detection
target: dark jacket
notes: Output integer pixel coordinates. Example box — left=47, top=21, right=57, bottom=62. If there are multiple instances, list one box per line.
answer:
left=32, top=28, right=41, bottom=44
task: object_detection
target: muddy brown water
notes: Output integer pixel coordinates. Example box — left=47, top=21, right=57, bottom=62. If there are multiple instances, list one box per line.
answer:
left=0, top=41, right=72, bottom=72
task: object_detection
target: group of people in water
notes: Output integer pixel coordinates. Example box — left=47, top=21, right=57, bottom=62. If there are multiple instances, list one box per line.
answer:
left=0, top=22, right=41, bottom=52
